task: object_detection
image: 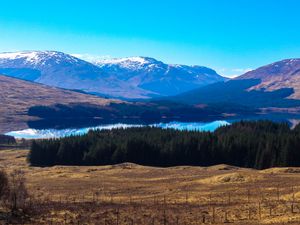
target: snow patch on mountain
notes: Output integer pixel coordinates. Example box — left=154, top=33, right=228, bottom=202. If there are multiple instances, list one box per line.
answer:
left=0, top=51, right=81, bottom=66
left=0, top=50, right=227, bottom=99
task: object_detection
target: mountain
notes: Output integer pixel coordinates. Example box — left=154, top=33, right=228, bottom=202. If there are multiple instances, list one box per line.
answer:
left=237, top=58, right=300, bottom=99
left=172, top=59, right=300, bottom=110
left=0, top=51, right=226, bottom=99
left=0, top=51, right=151, bottom=99
left=94, top=56, right=227, bottom=96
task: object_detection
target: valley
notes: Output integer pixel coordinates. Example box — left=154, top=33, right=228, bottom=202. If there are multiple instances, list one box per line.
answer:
left=2, top=51, right=300, bottom=134
left=2, top=2, right=300, bottom=224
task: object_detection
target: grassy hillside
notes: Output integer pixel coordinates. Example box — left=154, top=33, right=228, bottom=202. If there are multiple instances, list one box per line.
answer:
left=0, top=74, right=121, bottom=133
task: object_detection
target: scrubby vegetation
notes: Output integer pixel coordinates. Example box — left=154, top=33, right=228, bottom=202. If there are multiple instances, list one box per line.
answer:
left=29, top=121, right=300, bottom=169
left=0, top=169, right=30, bottom=224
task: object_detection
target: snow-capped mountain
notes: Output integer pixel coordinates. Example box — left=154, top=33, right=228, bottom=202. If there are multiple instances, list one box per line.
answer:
left=94, top=56, right=227, bottom=96
left=0, top=51, right=226, bottom=99
left=0, top=51, right=152, bottom=99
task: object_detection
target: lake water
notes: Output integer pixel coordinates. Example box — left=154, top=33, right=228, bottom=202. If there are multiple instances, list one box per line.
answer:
left=5, top=120, right=230, bottom=139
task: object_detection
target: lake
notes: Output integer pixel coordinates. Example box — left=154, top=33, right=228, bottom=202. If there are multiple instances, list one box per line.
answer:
left=5, top=120, right=230, bottom=139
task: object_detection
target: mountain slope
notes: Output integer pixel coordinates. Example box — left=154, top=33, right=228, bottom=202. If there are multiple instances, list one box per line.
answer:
left=0, top=51, right=151, bottom=99
left=237, top=58, right=300, bottom=99
left=0, top=51, right=226, bottom=99
left=94, top=56, right=227, bottom=96
left=0, top=74, right=122, bottom=133
left=172, top=59, right=300, bottom=109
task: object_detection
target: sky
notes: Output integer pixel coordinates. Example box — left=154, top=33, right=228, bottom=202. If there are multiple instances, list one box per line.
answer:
left=1, top=0, right=300, bottom=77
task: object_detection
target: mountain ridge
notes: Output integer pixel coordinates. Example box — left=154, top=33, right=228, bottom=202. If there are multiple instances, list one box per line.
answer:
left=94, top=55, right=227, bottom=96
left=0, top=50, right=226, bottom=99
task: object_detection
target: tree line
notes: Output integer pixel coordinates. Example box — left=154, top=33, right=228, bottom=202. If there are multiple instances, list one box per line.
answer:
left=29, top=120, right=300, bottom=169
left=0, top=134, right=16, bottom=145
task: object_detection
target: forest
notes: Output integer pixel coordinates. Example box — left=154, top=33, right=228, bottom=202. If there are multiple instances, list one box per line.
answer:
left=28, top=120, right=300, bottom=169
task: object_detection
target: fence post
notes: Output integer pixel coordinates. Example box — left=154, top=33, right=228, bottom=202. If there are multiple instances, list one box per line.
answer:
left=258, top=202, right=261, bottom=220
left=247, top=189, right=250, bottom=203
left=212, top=206, right=215, bottom=224
left=228, top=192, right=231, bottom=205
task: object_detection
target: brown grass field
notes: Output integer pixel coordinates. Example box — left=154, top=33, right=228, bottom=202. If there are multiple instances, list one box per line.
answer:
left=2, top=149, right=300, bottom=224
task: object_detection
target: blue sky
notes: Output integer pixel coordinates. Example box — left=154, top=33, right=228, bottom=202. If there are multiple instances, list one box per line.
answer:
left=1, top=0, right=300, bottom=77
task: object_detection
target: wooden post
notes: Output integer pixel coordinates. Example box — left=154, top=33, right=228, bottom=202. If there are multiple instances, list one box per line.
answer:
left=116, top=208, right=119, bottom=225
left=163, top=209, right=167, bottom=225
left=212, top=206, right=215, bottom=224
left=248, top=205, right=251, bottom=220
left=228, top=192, right=231, bottom=205
left=292, top=186, right=295, bottom=202
left=277, top=186, right=280, bottom=202
left=64, top=213, right=67, bottom=225
left=258, top=202, right=261, bottom=220
left=247, top=189, right=250, bottom=203
left=202, top=214, right=206, bottom=223
left=224, top=210, right=229, bottom=223
left=185, top=192, right=188, bottom=205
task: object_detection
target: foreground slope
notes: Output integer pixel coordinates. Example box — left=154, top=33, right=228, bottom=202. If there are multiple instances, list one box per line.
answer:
left=2, top=149, right=300, bottom=225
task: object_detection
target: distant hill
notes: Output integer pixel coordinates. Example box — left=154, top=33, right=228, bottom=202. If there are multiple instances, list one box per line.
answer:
left=0, top=51, right=226, bottom=99
left=237, top=58, right=300, bottom=99
left=0, top=74, right=121, bottom=133
left=94, top=56, right=226, bottom=96
left=172, top=59, right=300, bottom=110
